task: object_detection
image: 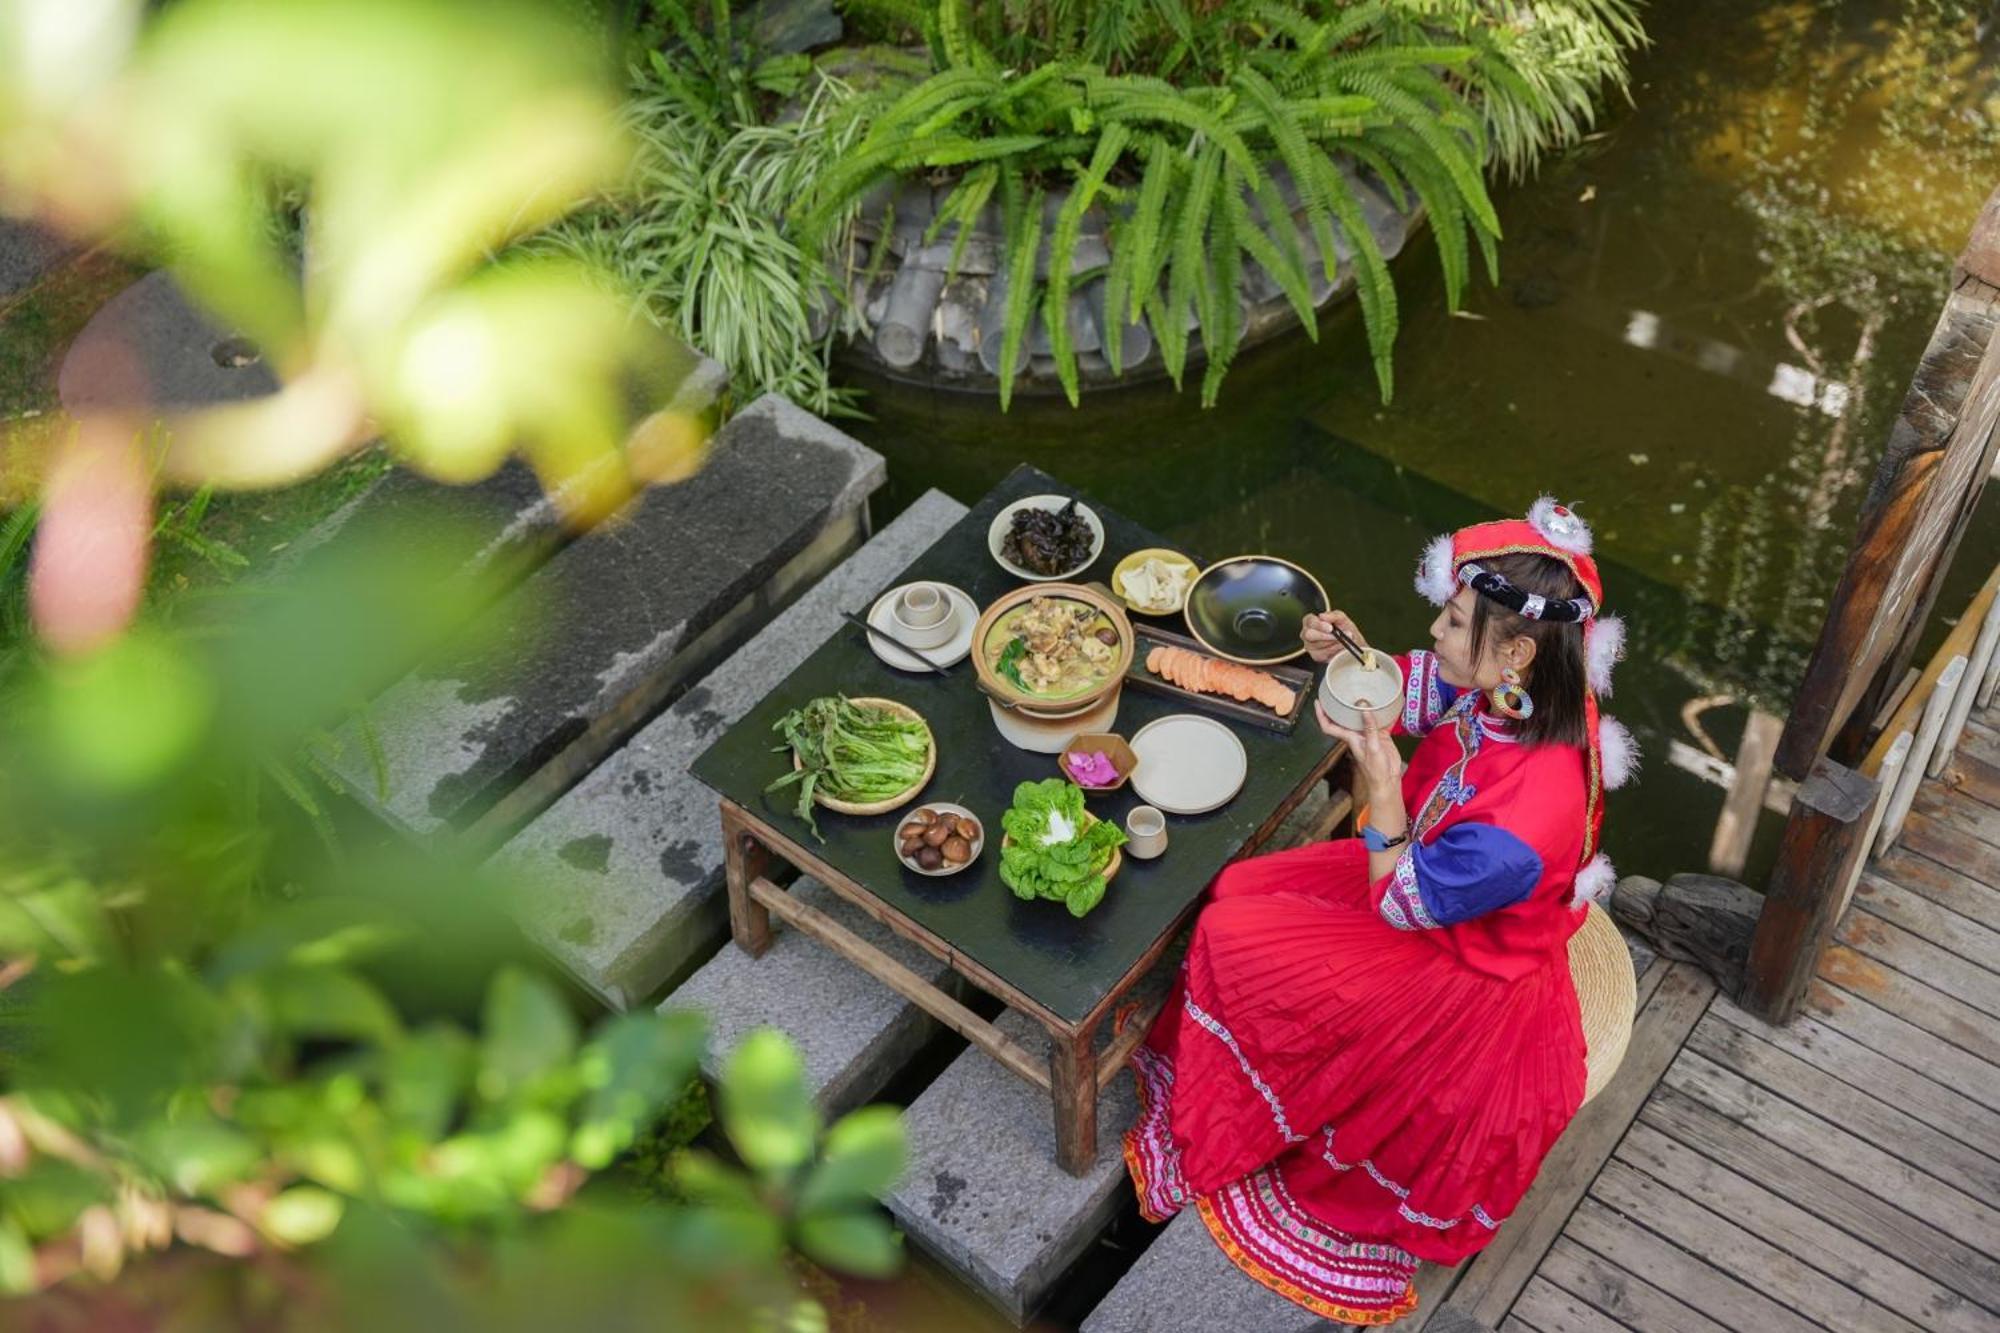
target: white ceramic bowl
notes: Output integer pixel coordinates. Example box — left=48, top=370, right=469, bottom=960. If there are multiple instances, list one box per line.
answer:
left=894, top=802, right=984, bottom=876
left=890, top=588, right=960, bottom=650
left=895, top=582, right=950, bottom=628
left=1318, top=649, right=1403, bottom=731
left=988, top=496, right=1106, bottom=582
left=988, top=686, right=1121, bottom=753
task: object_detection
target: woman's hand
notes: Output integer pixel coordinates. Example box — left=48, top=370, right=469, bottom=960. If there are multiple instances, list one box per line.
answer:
left=1316, top=702, right=1405, bottom=814
left=1301, top=610, right=1368, bottom=665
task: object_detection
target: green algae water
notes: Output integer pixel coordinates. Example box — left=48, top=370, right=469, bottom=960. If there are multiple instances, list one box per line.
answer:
left=845, top=0, right=2000, bottom=894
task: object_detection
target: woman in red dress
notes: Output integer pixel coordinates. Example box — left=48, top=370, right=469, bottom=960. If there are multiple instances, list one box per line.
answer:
left=1121, top=500, right=1638, bottom=1324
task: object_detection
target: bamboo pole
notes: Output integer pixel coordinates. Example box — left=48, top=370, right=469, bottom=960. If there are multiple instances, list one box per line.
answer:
left=1934, top=590, right=2000, bottom=774
left=1877, top=656, right=1966, bottom=851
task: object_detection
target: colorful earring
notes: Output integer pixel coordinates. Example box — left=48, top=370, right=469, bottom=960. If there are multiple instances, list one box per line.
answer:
left=1490, top=666, right=1534, bottom=720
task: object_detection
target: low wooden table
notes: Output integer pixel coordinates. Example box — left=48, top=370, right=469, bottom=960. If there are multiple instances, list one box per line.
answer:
left=692, top=466, right=1349, bottom=1174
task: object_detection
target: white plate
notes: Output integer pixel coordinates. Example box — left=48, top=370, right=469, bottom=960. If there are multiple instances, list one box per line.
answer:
left=1129, top=713, right=1248, bottom=815
left=867, top=583, right=977, bottom=671
left=988, top=495, right=1106, bottom=582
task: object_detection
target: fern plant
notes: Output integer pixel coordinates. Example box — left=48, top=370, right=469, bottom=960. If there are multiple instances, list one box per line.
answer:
left=812, top=0, right=1644, bottom=407
left=542, top=2, right=874, bottom=417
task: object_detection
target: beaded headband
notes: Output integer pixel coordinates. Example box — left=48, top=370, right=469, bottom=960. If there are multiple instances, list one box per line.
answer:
left=1457, top=561, right=1597, bottom=623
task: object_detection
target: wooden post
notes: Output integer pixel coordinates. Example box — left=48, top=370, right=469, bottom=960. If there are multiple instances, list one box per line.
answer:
left=1050, top=1022, right=1101, bottom=1176
left=719, top=800, right=775, bottom=957
left=1774, top=186, right=2000, bottom=779
left=1741, top=757, right=1879, bottom=1022
left=1707, top=710, right=1782, bottom=878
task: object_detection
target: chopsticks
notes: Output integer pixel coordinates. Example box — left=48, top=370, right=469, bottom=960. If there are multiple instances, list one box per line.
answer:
left=1322, top=616, right=1376, bottom=672
left=842, top=610, right=954, bottom=678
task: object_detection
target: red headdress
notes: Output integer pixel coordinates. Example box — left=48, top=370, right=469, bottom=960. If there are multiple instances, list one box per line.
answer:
left=1412, top=497, right=1635, bottom=907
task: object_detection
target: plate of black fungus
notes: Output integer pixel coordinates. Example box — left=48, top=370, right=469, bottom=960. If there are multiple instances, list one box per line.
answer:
left=988, top=495, right=1105, bottom=581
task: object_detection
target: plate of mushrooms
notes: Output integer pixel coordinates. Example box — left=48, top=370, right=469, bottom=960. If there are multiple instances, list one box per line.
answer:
left=895, top=802, right=984, bottom=876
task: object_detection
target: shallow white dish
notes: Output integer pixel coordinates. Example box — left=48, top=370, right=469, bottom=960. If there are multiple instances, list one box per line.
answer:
left=988, top=495, right=1107, bottom=582
left=1129, top=713, right=1248, bottom=815
left=988, top=688, right=1120, bottom=753
left=867, top=583, right=976, bottom=671
left=894, top=801, right=985, bottom=877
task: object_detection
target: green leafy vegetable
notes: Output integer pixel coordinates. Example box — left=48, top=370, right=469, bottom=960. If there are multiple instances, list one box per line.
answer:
left=995, top=637, right=1030, bottom=690
left=768, top=696, right=931, bottom=840
left=997, top=778, right=1126, bottom=917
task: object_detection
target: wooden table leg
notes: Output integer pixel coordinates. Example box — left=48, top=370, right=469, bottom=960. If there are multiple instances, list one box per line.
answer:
left=720, top=800, right=775, bottom=957
left=1051, top=1021, right=1102, bottom=1176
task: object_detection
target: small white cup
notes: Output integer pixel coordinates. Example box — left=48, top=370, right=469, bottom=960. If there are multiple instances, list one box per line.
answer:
left=892, top=583, right=957, bottom=649
left=898, top=582, right=948, bottom=627
left=1125, top=805, right=1168, bottom=859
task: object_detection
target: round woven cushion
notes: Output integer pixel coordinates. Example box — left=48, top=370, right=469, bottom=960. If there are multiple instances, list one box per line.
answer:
left=1569, top=903, right=1637, bottom=1105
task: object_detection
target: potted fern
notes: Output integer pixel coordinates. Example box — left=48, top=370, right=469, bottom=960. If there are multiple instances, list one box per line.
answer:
left=800, top=0, right=1645, bottom=407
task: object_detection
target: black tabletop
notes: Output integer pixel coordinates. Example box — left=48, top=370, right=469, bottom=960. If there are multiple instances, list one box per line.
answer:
left=689, top=465, right=1340, bottom=1026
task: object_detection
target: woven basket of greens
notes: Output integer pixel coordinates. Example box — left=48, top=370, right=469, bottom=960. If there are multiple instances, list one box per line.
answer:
left=769, top=696, right=934, bottom=840
left=998, top=778, right=1126, bottom=917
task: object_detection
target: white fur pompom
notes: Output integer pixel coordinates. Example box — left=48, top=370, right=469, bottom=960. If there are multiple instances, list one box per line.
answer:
left=1585, top=615, right=1625, bottom=696
left=1573, top=853, right=1616, bottom=910
left=1528, top=496, right=1593, bottom=556
left=1414, top=533, right=1457, bottom=605
left=1599, top=715, right=1639, bottom=790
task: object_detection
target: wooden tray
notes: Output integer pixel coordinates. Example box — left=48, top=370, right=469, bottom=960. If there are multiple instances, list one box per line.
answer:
left=1123, top=624, right=1313, bottom=733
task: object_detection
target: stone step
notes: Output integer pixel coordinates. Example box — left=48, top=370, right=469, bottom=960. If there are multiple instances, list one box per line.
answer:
left=491, top=487, right=966, bottom=1008
left=280, top=356, right=728, bottom=590
left=58, top=269, right=280, bottom=414
left=0, top=217, right=72, bottom=302
left=883, top=1010, right=1141, bottom=1327
left=319, top=393, right=884, bottom=849
left=668, top=876, right=964, bottom=1119
left=1080, top=1209, right=1334, bottom=1332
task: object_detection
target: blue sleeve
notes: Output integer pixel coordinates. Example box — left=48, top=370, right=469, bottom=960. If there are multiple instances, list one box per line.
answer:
left=1400, top=650, right=1465, bottom=738
left=1377, top=822, right=1543, bottom=931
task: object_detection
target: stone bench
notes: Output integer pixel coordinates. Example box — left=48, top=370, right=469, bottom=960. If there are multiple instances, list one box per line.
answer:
left=882, top=1008, right=1145, bottom=1326
left=669, top=876, right=964, bottom=1118
left=319, top=394, right=885, bottom=850
left=492, top=488, right=966, bottom=1008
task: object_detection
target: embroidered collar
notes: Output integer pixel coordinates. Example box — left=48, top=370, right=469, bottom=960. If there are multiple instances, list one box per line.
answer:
left=1442, top=691, right=1518, bottom=743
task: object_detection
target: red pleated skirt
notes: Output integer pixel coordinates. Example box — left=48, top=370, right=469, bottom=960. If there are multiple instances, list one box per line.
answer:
left=1121, top=839, right=1586, bottom=1325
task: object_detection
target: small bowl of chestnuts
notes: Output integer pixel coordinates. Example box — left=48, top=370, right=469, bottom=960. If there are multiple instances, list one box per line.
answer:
left=895, top=802, right=983, bottom=876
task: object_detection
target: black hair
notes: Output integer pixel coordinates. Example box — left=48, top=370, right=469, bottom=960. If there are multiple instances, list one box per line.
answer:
left=1465, top=552, right=1589, bottom=749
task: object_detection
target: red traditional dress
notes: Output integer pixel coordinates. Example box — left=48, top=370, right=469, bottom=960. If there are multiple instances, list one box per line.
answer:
left=1122, top=504, right=1635, bottom=1324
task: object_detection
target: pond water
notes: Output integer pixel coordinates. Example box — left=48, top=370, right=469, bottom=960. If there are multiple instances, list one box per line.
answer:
left=844, top=0, right=2000, bottom=892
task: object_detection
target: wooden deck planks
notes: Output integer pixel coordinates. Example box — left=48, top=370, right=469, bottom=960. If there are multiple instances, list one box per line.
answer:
left=1661, top=1050, right=2000, bottom=1257
left=1804, top=979, right=2000, bottom=1113
left=1507, top=1277, right=1630, bottom=1333
left=1853, top=870, right=2000, bottom=967
left=1889, top=813, right=2000, bottom=930
left=1834, top=907, right=2000, bottom=1018
left=1562, top=1196, right=1820, bottom=1333
left=1534, top=1235, right=1729, bottom=1333
left=1589, top=1157, right=1924, bottom=1333
left=1683, top=1014, right=2000, bottom=1201
left=1637, top=1085, right=2000, bottom=1313
left=1816, top=942, right=2000, bottom=1065
left=1914, top=779, right=2000, bottom=853
left=1424, top=963, right=1714, bottom=1329
left=1706, top=997, right=2000, bottom=1160
left=1613, top=1121, right=1991, bottom=1333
